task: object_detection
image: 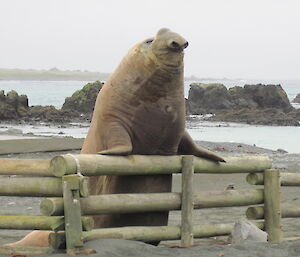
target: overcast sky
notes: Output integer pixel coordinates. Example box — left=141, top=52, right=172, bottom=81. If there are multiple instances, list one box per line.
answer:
left=0, top=0, right=299, bottom=79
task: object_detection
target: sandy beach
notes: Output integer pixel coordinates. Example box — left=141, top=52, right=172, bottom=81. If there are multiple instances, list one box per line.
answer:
left=0, top=138, right=299, bottom=256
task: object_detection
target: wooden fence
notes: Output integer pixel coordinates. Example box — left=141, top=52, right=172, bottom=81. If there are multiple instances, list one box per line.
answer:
left=0, top=154, right=293, bottom=253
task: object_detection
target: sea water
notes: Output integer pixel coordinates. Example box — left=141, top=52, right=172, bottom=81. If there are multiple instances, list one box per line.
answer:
left=0, top=80, right=91, bottom=108
left=0, top=79, right=299, bottom=153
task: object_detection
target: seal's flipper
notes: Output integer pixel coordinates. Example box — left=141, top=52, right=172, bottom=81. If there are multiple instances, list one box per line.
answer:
left=4, top=231, right=51, bottom=247
left=98, top=145, right=132, bottom=155
left=178, top=130, right=225, bottom=162
left=97, top=122, right=133, bottom=155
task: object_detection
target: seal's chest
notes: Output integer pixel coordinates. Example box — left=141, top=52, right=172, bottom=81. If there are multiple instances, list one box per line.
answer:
left=134, top=100, right=182, bottom=125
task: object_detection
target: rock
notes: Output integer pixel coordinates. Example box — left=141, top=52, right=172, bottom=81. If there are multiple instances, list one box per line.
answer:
left=185, top=98, right=190, bottom=115
left=188, top=83, right=292, bottom=114
left=240, top=84, right=291, bottom=110
left=0, top=102, right=16, bottom=119
left=229, top=218, right=267, bottom=243
left=62, top=80, right=103, bottom=113
left=292, top=93, right=300, bottom=103
left=210, top=108, right=300, bottom=126
left=0, top=90, right=29, bottom=120
left=0, top=90, right=5, bottom=101
left=277, top=148, right=288, bottom=154
left=27, top=105, right=80, bottom=123
left=187, top=83, right=298, bottom=126
left=188, top=83, right=232, bottom=114
left=6, top=90, right=19, bottom=107
left=19, top=94, right=29, bottom=107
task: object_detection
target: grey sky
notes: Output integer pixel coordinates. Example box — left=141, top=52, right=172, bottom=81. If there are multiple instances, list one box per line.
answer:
left=0, top=0, right=299, bottom=79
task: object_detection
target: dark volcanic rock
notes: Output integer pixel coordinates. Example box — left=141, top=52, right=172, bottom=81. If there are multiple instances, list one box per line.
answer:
left=240, top=84, right=291, bottom=110
left=0, top=90, right=29, bottom=120
left=62, top=81, right=103, bottom=113
left=188, top=83, right=292, bottom=114
left=188, top=83, right=298, bottom=126
left=188, top=83, right=232, bottom=114
left=292, top=93, right=300, bottom=103
left=27, top=105, right=80, bottom=123
left=210, top=108, right=300, bottom=126
left=0, top=81, right=105, bottom=123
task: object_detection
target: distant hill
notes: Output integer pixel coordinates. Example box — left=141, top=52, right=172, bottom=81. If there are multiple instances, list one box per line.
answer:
left=0, top=68, right=110, bottom=81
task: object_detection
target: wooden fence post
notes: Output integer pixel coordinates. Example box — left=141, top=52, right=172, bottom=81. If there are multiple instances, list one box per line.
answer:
left=62, top=174, right=84, bottom=253
left=181, top=155, right=194, bottom=247
left=264, top=169, right=282, bottom=242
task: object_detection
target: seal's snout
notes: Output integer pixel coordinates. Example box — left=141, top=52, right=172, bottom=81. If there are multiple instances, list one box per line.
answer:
left=183, top=41, right=189, bottom=49
left=167, top=39, right=189, bottom=51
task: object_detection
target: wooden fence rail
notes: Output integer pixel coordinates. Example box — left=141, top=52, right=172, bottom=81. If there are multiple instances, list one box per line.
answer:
left=49, top=222, right=265, bottom=249
left=0, top=158, right=51, bottom=176
left=0, top=176, right=89, bottom=197
left=49, top=155, right=271, bottom=177
left=247, top=172, right=300, bottom=186
left=40, top=189, right=264, bottom=216
left=0, top=216, right=94, bottom=231
left=247, top=204, right=300, bottom=219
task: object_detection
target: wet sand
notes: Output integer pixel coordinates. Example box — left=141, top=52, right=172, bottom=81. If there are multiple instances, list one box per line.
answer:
left=0, top=139, right=300, bottom=256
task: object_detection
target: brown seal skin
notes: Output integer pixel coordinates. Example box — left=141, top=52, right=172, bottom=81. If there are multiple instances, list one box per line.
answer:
left=4, top=28, right=224, bottom=247
left=81, top=28, right=225, bottom=229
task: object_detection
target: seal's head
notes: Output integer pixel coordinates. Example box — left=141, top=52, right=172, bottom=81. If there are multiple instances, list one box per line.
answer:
left=141, top=28, right=188, bottom=67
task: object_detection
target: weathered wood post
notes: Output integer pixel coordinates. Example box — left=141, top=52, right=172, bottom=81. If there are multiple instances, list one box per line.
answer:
left=181, top=155, right=194, bottom=247
left=62, top=174, right=85, bottom=253
left=264, top=169, right=282, bottom=242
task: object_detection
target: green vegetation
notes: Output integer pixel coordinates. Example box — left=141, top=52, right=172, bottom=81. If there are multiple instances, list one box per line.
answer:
left=0, top=68, right=110, bottom=81
left=62, top=81, right=103, bottom=113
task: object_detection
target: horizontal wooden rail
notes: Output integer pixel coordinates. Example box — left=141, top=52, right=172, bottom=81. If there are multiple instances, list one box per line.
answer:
left=49, top=222, right=264, bottom=248
left=49, top=154, right=271, bottom=177
left=0, top=216, right=93, bottom=231
left=0, top=177, right=62, bottom=197
left=0, top=159, right=51, bottom=176
left=40, top=189, right=264, bottom=216
left=247, top=204, right=300, bottom=220
left=247, top=172, right=300, bottom=186
left=0, top=176, right=89, bottom=197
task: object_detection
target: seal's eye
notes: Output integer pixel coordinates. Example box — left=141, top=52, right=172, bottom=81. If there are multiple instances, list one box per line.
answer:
left=145, top=39, right=153, bottom=44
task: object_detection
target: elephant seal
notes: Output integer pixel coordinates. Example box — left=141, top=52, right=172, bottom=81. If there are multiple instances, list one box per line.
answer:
left=5, top=28, right=224, bottom=247
left=81, top=28, right=224, bottom=229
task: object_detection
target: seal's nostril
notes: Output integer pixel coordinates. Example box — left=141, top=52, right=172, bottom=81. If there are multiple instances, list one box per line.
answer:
left=183, top=42, right=189, bottom=49
left=171, top=41, right=180, bottom=49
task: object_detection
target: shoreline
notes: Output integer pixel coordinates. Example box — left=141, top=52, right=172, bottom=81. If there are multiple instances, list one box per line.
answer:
left=1, top=119, right=300, bottom=154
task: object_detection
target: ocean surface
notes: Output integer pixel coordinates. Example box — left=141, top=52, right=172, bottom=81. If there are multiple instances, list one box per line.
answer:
left=0, top=79, right=299, bottom=153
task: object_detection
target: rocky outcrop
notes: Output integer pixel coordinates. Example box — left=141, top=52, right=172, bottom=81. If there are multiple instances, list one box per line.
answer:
left=0, top=81, right=103, bottom=123
left=26, top=105, right=80, bottom=123
left=188, top=83, right=292, bottom=114
left=187, top=83, right=298, bottom=126
left=0, top=90, right=29, bottom=119
left=292, top=93, right=300, bottom=103
left=210, top=108, right=299, bottom=126
left=62, top=81, right=103, bottom=113
left=188, top=83, right=232, bottom=114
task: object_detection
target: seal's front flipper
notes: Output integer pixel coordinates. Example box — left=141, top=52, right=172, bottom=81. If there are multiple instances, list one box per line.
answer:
left=178, top=130, right=226, bottom=162
left=97, top=122, right=133, bottom=155
left=98, top=145, right=132, bottom=155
